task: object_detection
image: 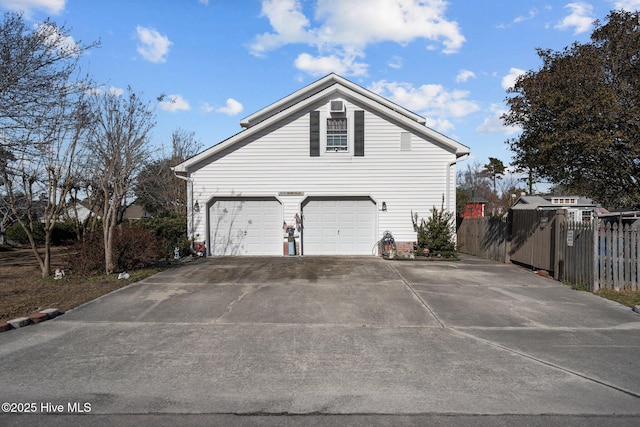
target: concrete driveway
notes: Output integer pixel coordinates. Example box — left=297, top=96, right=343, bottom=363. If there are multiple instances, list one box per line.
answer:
left=1, top=255, right=639, bottom=425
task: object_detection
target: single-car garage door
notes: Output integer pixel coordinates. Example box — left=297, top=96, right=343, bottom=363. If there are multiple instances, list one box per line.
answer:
left=209, top=198, right=282, bottom=255
left=302, top=197, right=376, bottom=255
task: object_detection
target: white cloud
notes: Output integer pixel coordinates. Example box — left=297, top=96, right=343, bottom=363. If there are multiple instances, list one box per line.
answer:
left=215, top=98, right=244, bottom=116
left=201, top=102, right=215, bottom=113
left=0, top=0, right=65, bottom=17
left=250, top=0, right=465, bottom=76
left=158, top=95, right=190, bottom=112
left=250, top=0, right=313, bottom=57
left=199, top=0, right=209, bottom=5
left=611, top=0, right=640, bottom=11
left=476, top=103, right=521, bottom=135
left=35, top=22, right=79, bottom=55
left=136, top=26, right=172, bottom=63
left=387, top=55, right=403, bottom=69
left=106, top=86, right=124, bottom=96
left=555, top=2, right=595, bottom=34
left=502, top=67, right=526, bottom=91
left=513, top=9, right=538, bottom=24
left=456, top=69, right=476, bottom=83
left=85, top=85, right=123, bottom=96
left=294, top=52, right=368, bottom=76
left=369, top=80, right=479, bottom=133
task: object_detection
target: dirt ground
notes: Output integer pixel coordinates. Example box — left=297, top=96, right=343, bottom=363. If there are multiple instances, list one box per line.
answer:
left=0, top=246, right=161, bottom=323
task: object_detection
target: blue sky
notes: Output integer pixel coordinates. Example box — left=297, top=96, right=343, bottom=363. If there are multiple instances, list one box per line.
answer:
left=3, top=0, right=639, bottom=186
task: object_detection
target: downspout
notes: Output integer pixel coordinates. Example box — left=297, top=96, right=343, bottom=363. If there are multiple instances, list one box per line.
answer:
left=445, top=153, right=469, bottom=213
left=171, top=168, right=196, bottom=243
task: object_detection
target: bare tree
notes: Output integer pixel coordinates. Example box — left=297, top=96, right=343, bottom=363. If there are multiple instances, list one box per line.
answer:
left=0, top=193, right=14, bottom=245
left=86, top=87, right=155, bottom=274
left=135, top=128, right=202, bottom=217
left=0, top=12, right=97, bottom=276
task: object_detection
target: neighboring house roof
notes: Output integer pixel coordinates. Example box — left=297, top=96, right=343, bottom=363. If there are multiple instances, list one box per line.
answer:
left=65, top=200, right=100, bottom=222
left=173, top=73, right=469, bottom=174
left=122, top=204, right=151, bottom=220
left=511, top=195, right=600, bottom=210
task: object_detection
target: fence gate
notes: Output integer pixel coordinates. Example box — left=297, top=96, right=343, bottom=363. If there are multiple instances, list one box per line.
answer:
left=508, top=210, right=557, bottom=273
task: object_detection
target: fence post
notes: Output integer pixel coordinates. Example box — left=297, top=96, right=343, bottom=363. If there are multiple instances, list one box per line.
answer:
left=593, top=217, right=599, bottom=291
left=554, top=209, right=565, bottom=280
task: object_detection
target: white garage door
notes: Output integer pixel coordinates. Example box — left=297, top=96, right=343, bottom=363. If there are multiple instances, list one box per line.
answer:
left=209, top=198, right=282, bottom=255
left=302, top=198, right=376, bottom=255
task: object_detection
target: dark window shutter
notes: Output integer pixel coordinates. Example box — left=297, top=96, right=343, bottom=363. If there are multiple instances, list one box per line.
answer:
left=354, top=110, right=364, bottom=156
left=310, top=111, right=320, bottom=157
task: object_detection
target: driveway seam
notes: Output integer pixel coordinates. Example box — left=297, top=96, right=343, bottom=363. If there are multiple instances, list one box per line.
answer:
left=385, top=262, right=640, bottom=400
left=386, top=263, right=445, bottom=328
left=451, top=328, right=640, bottom=400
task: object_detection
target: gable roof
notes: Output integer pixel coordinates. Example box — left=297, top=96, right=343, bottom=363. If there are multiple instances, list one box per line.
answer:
left=240, top=73, right=427, bottom=129
left=511, top=195, right=600, bottom=210
left=173, top=73, right=469, bottom=174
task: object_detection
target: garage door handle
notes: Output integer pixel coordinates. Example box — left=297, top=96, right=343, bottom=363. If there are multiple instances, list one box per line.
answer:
left=337, top=229, right=340, bottom=235
left=244, top=231, right=247, bottom=236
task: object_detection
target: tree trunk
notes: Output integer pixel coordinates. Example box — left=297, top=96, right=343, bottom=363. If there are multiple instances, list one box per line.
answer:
left=104, top=219, right=116, bottom=275
left=41, top=233, right=52, bottom=278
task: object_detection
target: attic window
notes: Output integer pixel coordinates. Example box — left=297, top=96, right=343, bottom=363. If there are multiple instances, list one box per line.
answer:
left=326, top=118, right=348, bottom=152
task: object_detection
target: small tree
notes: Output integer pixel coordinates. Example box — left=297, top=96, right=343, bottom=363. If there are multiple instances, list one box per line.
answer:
left=134, top=128, right=202, bottom=217
left=481, top=157, right=506, bottom=194
left=85, top=87, right=156, bottom=274
left=412, top=197, right=456, bottom=257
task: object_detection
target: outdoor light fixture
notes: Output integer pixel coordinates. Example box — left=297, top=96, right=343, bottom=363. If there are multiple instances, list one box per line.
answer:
left=382, top=202, right=387, bottom=211
left=194, top=201, right=200, bottom=212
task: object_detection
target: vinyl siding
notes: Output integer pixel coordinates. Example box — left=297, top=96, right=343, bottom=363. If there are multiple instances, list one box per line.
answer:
left=190, top=98, right=457, bottom=248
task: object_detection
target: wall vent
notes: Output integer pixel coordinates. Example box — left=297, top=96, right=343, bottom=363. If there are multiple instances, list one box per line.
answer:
left=330, top=99, right=346, bottom=114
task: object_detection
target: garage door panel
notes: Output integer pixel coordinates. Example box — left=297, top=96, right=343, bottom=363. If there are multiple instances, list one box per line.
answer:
left=303, top=198, right=375, bottom=255
left=209, top=199, right=281, bottom=256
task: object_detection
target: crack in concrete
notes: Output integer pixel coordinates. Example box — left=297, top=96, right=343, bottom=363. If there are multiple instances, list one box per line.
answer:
left=215, top=285, right=257, bottom=322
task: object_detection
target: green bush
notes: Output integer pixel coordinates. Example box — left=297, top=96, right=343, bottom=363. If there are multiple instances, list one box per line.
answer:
left=138, top=215, right=190, bottom=256
left=51, top=221, right=77, bottom=245
left=6, top=222, right=45, bottom=245
left=6, top=221, right=78, bottom=246
left=412, top=198, right=456, bottom=257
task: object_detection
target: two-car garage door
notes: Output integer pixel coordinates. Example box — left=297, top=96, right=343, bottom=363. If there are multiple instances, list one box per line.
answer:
left=302, top=197, right=376, bottom=255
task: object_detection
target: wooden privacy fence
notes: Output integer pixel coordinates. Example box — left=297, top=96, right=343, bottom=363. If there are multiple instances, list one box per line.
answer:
left=593, top=223, right=640, bottom=291
left=457, top=213, right=640, bottom=291
left=556, top=220, right=593, bottom=287
left=456, top=217, right=507, bottom=263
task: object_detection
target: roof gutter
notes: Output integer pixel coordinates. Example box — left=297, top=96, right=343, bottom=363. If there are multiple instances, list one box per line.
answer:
left=445, top=153, right=469, bottom=213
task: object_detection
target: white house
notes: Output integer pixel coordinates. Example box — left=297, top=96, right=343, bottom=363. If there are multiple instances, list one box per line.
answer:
left=173, top=74, right=469, bottom=256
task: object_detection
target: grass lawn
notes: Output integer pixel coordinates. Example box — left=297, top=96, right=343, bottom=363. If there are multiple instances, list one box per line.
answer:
left=0, top=245, right=169, bottom=323
left=594, top=288, right=640, bottom=308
